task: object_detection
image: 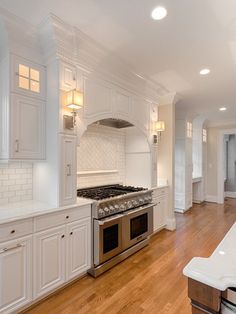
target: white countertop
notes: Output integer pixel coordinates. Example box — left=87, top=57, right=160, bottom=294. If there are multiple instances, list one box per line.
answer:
left=183, top=222, right=236, bottom=291
left=0, top=198, right=93, bottom=224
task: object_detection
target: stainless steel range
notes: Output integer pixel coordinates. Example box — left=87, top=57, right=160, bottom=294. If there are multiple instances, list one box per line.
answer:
left=77, top=184, right=154, bottom=277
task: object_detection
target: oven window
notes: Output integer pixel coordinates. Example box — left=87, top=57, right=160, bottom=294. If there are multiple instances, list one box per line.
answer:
left=103, top=224, right=119, bottom=254
left=130, top=213, right=148, bottom=240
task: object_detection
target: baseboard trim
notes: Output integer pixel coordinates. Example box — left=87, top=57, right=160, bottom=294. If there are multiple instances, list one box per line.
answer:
left=225, top=191, right=236, bottom=198
left=175, top=208, right=191, bottom=214
left=165, top=218, right=176, bottom=231
left=205, top=195, right=218, bottom=203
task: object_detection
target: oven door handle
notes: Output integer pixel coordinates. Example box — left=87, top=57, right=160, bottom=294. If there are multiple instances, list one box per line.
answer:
left=123, top=203, right=155, bottom=216
left=97, top=214, right=124, bottom=225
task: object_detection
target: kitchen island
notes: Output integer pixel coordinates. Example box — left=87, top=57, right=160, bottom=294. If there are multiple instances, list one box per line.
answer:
left=183, top=222, right=236, bottom=313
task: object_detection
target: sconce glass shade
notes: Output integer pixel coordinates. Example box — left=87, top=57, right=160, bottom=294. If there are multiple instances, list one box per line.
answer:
left=64, top=89, right=83, bottom=110
left=155, top=120, right=165, bottom=132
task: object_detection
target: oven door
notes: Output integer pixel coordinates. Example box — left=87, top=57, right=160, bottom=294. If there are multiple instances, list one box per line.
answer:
left=93, top=214, right=123, bottom=266
left=122, top=204, right=154, bottom=251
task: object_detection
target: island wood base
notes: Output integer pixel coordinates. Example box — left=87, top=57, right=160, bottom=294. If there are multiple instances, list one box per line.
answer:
left=188, top=278, right=222, bottom=313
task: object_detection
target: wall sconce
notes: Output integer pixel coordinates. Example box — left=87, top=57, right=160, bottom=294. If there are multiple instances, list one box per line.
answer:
left=153, top=120, right=165, bottom=144
left=63, top=89, right=83, bottom=129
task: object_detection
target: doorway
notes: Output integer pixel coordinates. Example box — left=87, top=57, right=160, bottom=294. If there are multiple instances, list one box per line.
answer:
left=217, top=128, right=236, bottom=203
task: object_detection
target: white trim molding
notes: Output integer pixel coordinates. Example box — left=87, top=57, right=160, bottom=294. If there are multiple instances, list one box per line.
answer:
left=205, top=195, right=218, bottom=203
left=165, top=218, right=177, bottom=230
left=225, top=191, right=236, bottom=198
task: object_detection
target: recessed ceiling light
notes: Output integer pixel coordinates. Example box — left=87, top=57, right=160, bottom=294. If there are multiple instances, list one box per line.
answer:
left=151, top=6, right=167, bottom=20
left=219, top=107, right=227, bottom=111
left=199, top=68, right=210, bottom=75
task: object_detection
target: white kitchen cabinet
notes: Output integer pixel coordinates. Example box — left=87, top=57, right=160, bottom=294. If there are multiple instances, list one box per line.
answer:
left=0, top=235, right=32, bottom=314
left=153, top=197, right=167, bottom=232
left=33, top=226, right=66, bottom=299
left=153, top=187, right=168, bottom=233
left=0, top=55, right=46, bottom=161
left=11, top=54, right=46, bottom=100
left=10, top=93, right=45, bottom=159
left=66, top=218, right=91, bottom=281
left=60, top=62, right=77, bottom=91
left=59, top=135, right=77, bottom=206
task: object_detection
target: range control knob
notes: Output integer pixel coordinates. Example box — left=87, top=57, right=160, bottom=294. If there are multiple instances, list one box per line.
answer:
left=127, top=201, right=132, bottom=209
left=114, top=204, right=119, bottom=211
left=104, top=207, right=109, bottom=213
left=120, top=204, right=126, bottom=211
left=132, top=200, right=138, bottom=207
left=139, top=198, right=144, bottom=204
left=109, top=205, right=115, bottom=213
left=98, top=208, right=105, bottom=217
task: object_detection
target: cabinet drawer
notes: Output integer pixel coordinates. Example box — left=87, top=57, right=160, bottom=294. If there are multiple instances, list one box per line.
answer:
left=0, top=219, right=33, bottom=243
left=34, top=205, right=91, bottom=232
left=153, top=188, right=168, bottom=198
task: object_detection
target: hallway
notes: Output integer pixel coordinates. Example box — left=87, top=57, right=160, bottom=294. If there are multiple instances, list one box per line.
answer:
left=23, top=200, right=236, bottom=314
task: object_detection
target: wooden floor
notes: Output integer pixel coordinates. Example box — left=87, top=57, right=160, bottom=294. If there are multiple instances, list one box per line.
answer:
left=24, top=199, right=236, bottom=314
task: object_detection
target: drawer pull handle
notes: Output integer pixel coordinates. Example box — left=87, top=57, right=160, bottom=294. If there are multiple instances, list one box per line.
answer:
left=66, top=164, right=72, bottom=176
left=11, top=230, right=16, bottom=234
left=0, top=243, right=24, bottom=254
left=15, top=140, right=19, bottom=153
left=70, top=232, right=73, bottom=235
left=61, top=235, right=65, bottom=238
left=66, top=215, right=69, bottom=219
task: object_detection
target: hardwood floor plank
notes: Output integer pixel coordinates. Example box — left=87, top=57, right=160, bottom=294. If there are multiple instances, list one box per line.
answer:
left=23, top=199, right=236, bottom=314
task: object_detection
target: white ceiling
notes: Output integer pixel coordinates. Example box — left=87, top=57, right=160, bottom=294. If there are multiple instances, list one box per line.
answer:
left=1, top=0, right=236, bottom=125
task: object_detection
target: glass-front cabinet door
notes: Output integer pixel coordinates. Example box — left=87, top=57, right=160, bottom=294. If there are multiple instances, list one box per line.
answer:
left=11, top=54, right=46, bottom=100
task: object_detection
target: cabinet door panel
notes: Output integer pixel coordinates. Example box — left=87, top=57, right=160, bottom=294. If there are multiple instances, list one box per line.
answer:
left=153, top=197, right=167, bottom=232
left=0, top=236, right=32, bottom=314
left=60, top=135, right=77, bottom=206
left=66, top=218, right=91, bottom=281
left=34, top=226, right=65, bottom=299
left=10, top=94, right=45, bottom=159
left=60, top=62, right=76, bottom=91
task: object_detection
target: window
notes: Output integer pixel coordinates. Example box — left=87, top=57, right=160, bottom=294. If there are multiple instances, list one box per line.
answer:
left=18, top=64, right=40, bottom=93
left=203, top=129, right=207, bottom=142
left=186, top=122, right=192, bottom=138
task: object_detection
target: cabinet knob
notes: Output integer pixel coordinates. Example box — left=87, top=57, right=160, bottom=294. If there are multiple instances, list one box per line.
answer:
left=70, top=231, right=73, bottom=235
left=66, top=215, right=69, bottom=219
left=61, top=235, right=65, bottom=238
left=10, top=230, right=15, bottom=234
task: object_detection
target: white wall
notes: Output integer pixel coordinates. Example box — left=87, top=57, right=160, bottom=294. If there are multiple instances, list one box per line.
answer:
left=0, top=162, right=33, bottom=204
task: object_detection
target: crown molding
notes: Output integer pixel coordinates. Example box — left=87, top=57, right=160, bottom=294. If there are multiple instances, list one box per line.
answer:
left=39, top=14, right=170, bottom=103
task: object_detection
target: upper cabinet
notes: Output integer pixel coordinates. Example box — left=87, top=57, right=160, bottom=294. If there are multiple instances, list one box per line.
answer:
left=0, top=54, right=46, bottom=160
left=11, top=55, right=46, bottom=100
left=10, top=94, right=45, bottom=159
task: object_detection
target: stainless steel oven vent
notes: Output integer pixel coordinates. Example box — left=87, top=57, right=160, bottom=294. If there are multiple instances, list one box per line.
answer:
left=94, top=118, right=133, bottom=129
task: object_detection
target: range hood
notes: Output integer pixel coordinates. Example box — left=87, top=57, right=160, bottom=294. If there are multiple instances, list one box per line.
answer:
left=94, top=118, right=133, bottom=129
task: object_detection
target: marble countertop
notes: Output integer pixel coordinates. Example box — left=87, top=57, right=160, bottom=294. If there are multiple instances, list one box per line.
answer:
left=152, top=179, right=169, bottom=189
left=183, top=222, right=236, bottom=291
left=0, top=197, right=93, bottom=224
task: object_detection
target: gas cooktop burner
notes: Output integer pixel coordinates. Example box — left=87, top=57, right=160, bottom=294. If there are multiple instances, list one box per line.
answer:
left=77, top=184, right=147, bottom=201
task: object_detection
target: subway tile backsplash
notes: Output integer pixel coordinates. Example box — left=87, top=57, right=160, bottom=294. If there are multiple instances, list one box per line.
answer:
left=0, top=162, right=33, bottom=204
left=77, top=124, right=125, bottom=188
